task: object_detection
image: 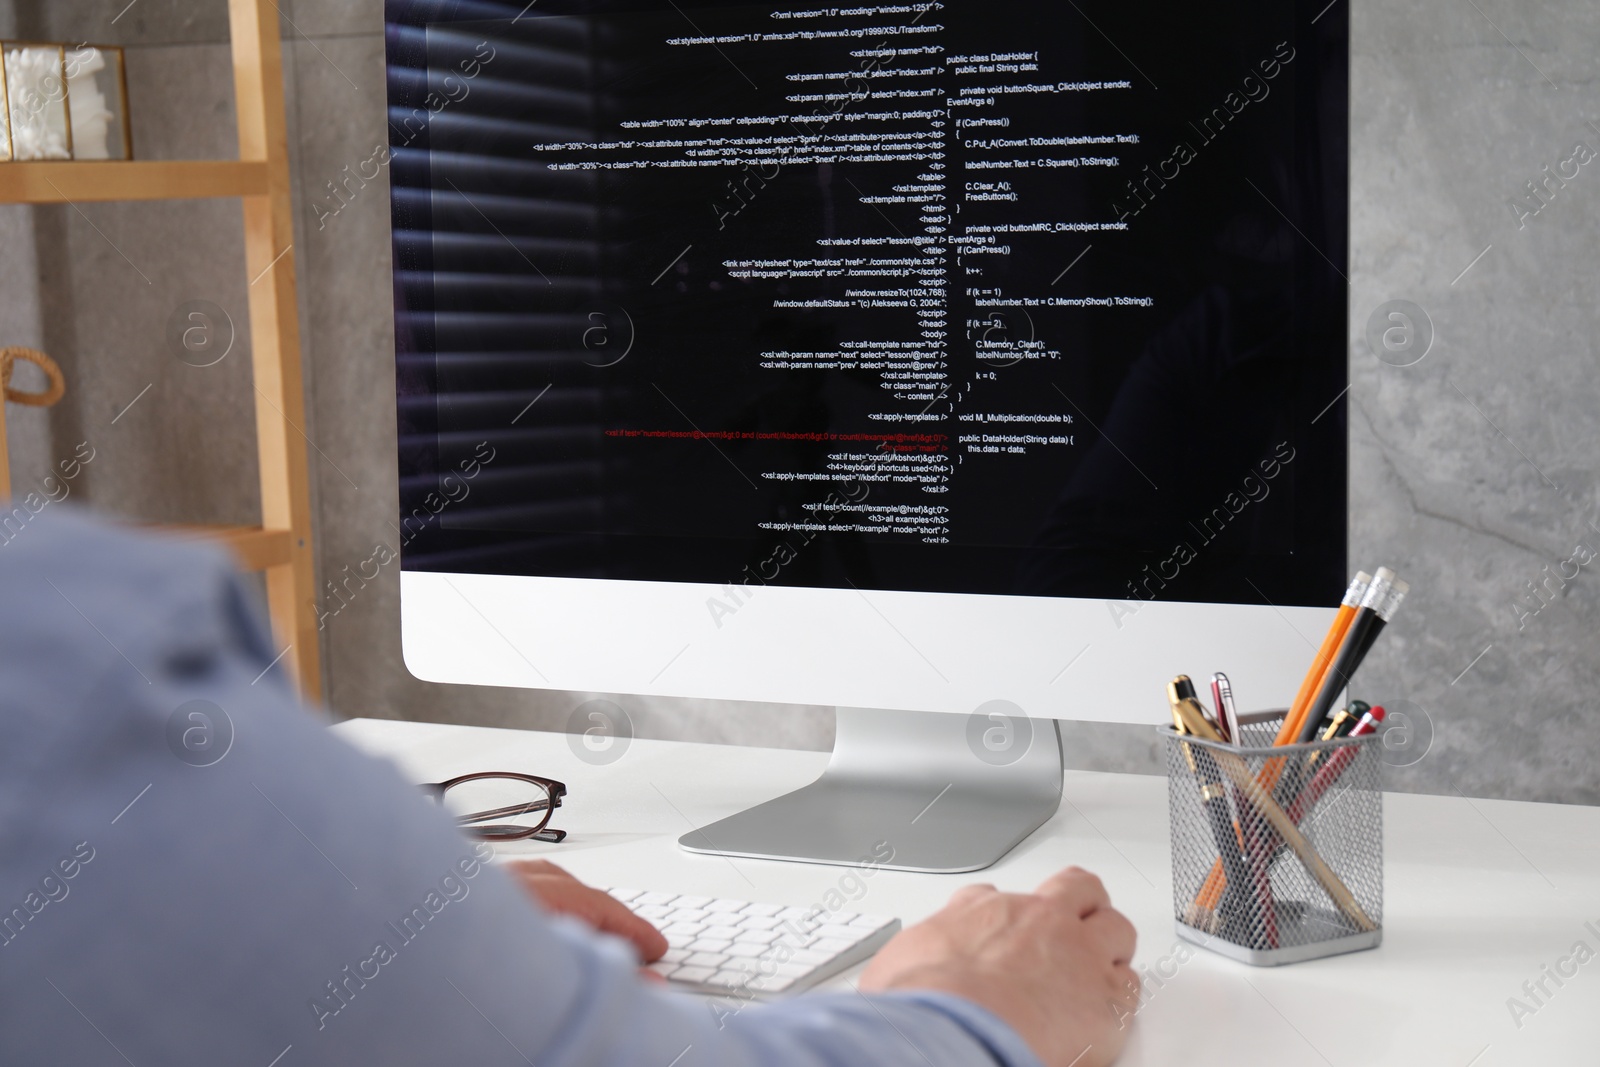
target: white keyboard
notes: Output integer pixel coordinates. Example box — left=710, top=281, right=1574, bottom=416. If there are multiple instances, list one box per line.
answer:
left=602, top=887, right=901, bottom=997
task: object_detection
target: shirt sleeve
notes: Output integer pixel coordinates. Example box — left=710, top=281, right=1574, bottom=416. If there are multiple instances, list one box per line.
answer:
left=0, top=510, right=1043, bottom=1067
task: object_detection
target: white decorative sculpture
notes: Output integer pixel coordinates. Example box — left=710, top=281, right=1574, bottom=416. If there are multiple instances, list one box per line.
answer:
left=65, top=48, right=116, bottom=160
left=3, top=46, right=72, bottom=160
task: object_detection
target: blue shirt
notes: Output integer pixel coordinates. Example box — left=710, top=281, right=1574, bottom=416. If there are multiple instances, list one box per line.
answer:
left=0, top=510, right=1042, bottom=1067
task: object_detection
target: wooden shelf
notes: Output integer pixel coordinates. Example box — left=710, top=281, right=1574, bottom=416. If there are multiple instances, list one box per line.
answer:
left=158, top=524, right=295, bottom=571
left=0, top=160, right=269, bottom=203
left=0, top=5, right=323, bottom=699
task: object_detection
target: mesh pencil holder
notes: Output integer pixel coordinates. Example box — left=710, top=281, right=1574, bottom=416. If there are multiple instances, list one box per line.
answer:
left=1162, top=710, right=1383, bottom=966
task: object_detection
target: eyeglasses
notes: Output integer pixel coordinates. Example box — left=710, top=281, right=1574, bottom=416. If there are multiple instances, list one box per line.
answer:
left=422, top=772, right=568, bottom=843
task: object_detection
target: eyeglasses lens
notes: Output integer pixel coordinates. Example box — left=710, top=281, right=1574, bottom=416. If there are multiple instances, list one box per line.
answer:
left=441, top=777, right=553, bottom=838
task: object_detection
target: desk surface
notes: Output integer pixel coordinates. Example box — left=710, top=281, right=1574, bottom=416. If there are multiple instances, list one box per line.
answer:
left=334, top=718, right=1600, bottom=1067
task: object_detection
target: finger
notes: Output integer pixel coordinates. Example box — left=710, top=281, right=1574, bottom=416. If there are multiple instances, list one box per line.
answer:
left=1109, top=962, right=1141, bottom=1007
left=948, top=882, right=998, bottom=906
left=1037, top=866, right=1110, bottom=916
left=1083, top=907, right=1138, bottom=966
left=506, top=858, right=573, bottom=882
left=568, top=887, right=670, bottom=962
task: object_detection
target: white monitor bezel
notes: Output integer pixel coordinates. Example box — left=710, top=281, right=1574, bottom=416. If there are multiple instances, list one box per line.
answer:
left=402, top=571, right=1332, bottom=724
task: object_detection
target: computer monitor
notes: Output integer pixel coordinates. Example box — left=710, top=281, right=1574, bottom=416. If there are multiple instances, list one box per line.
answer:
left=384, top=1, right=1348, bottom=872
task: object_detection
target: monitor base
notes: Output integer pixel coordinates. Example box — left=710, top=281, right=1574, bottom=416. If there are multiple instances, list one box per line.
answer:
left=679, top=706, right=1064, bottom=873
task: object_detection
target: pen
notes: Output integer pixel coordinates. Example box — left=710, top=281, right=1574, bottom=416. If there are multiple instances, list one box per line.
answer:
left=1208, top=675, right=1229, bottom=743
left=1169, top=680, right=1221, bottom=931
left=1211, top=672, right=1242, bottom=747
left=1340, top=700, right=1371, bottom=735
left=1169, top=681, right=1264, bottom=945
left=1190, top=667, right=1273, bottom=915
left=1168, top=678, right=1219, bottom=931
left=1287, top=706, right=1386, bottom=824
left=1166, top=676, right=1200, bottom=769
left=1303, top=701, right=1371, bottom=777
left=1213, top=674, right=1278, bottom=948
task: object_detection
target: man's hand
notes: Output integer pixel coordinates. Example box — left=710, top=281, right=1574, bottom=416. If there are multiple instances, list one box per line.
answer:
left=504, top=860, right=668, bottom=963
left=860, top=867, right=1139, bottom=1067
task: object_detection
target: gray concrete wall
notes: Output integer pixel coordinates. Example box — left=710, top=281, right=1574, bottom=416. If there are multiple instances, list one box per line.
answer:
left=1, top=1, right=1596, bottom=803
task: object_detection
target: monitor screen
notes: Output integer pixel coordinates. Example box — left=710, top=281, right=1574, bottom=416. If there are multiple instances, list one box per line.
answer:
left=385, top=0, right=1347, bottom=610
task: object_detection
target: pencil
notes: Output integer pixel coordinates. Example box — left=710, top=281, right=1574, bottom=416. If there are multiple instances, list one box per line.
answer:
left=1295, top=570, right=1406, bottom=745
left=1276, top=571, right=1371, bottom=750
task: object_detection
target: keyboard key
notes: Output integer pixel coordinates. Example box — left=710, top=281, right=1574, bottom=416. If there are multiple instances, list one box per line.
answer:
left=725, top=942, right=768, bottom=958
left=776, top=906, right=811, bottom=921
left=701, top=925, right=742, bottom=941
left=662, top=922, right=706, bottom=938
left=733, top=928, right=779, bottom=946
left=662, top=947, right=690, bottom=963
left=706, top=969, right=754, bottom=989
left=608, top=888, right=644, bottom=903
left=706, top=899, right=748, bottom=914
left=741, top=902, right=783, bottom=917
left=688, top=938, right=733, bottom=953
left=673, top=965, right=717, bottom=983
left=635, top=891, right=679, bottom=906
left=737, top=915, right=781, bottom=931
left=647, top=961, right=679, bottom=979
left=669, top=908, right=710, bottom=924
left=673, top=895, right=714, bottom=909
left=686, top=951, right=729, bottom=968
left=634, top=904, right=672, bottom=920
left=830, top=913, right=860, bottom=925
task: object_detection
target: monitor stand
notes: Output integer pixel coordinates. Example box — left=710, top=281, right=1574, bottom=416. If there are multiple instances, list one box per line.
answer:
left=678, top=707, right=1064, bottom=873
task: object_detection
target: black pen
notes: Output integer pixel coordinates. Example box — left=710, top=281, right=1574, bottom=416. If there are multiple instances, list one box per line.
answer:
left=1171, top=692, right=1277, bottom=948
left=1169, top=679, right=1260, bottom=945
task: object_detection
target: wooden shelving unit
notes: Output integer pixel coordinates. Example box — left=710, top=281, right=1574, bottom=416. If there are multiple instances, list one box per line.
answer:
left=0, top=0, right=321, bottom=697
left=0, top=160, right=269, bottom=202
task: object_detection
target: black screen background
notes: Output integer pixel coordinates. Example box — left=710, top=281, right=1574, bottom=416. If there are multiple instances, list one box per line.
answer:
left=386, top=0, right=1349, bottom=607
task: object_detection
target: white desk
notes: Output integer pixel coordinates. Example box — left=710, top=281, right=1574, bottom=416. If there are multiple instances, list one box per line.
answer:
left=334, top=718, right=1600, bottom=1067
